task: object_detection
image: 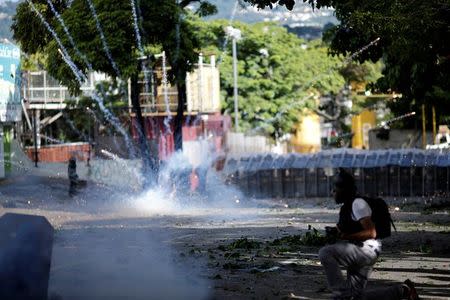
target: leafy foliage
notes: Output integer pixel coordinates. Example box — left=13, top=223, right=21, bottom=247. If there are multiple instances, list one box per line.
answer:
left=222, top=237, right=262, bottom=250
left=270, top=227, right=333, bottom=250
left=191, top=18, right=345, bottom=138
left=339, top=61, right=382, bottom=86
left=12, top=0, right=217, bottom=155
left=12, top=0, right=206, bottom=94
left=246, top=0, right=450, bottom=129
left=217, top=227, right=332, bottom=259
left=20, top=52, right=47, bottom=71
left=323, top=0, right=450, bottom=128
left=64, top=79, right=130, bottom=139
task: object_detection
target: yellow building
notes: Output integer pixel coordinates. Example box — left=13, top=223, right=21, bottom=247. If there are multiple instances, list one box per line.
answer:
left=291, top=111, right=321, bottom=153
left=351, top=110, right=376, bottom=149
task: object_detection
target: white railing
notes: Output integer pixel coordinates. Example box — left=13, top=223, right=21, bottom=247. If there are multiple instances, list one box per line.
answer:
left=23, top=71, right=105, bottom=108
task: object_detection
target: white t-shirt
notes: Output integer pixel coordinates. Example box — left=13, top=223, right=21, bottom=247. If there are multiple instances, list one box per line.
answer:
left=352, top=198, right=372, bottom=221
left=352, top=198, right=382, bottom=254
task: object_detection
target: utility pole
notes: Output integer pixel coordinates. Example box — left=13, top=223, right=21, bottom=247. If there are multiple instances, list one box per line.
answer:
left=422, top=104, right=427, bottom=149
left=432, top=105, right=436, bottom=144
left=33, top=109, right=38, bottom=167
left=232, top=37, right=239, bottom=132
left=226, top=26, right=242, bottom=132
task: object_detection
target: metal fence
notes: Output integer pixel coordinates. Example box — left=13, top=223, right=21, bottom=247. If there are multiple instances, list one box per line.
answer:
left=223, top=149, right=450, bottom=198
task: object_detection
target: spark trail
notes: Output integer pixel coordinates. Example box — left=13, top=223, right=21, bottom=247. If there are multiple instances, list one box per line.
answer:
left=62, top=111, right=89, bottom=141
left=174, top=0, right=181, bottom=63
left=85, top=0, right=122, bottom=78
left=130, top=0, right=151, bottom=101
left=26, top=0, right=85, bottom=83
left=28, top=0, right=135, bottom=157
left=218, top=0, right=240, bottom=65
left=162, top=52, right=172, bottom=133
left=249, top=37, right=382, bottom=134
left=45, top=0, right=93, bottom=71
left=48, top=0, right=129, bottom=115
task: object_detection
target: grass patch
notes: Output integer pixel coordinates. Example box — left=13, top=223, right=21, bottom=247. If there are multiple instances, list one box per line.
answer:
left=229, top=237, right=262, bottom=250
left=269, top=227, right=333, bottom=250
left=218, top=237, right=262, bottom=252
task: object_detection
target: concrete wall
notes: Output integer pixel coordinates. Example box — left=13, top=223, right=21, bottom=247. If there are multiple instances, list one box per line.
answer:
left=369, top=129, right=434, bottom=149
left=25, top=142, right=90, bottom=163
left=226, top=132, right=271, bottom=155
left=11, top=139, right=143, bottom=189
left=88, top=159, right=143, bottom=190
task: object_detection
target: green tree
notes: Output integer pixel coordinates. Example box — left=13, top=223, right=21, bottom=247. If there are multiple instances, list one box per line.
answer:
left=245, top=0, right=450, bottom=129
left=12, top=0, right=215, bottom=186
left=339, top=61, right=382, bottom=87
left=20, top=52, right=46, bottom=71
left=12, top=0, right=213, bottom=139
left=191, top=18, right=345, bottom=138
left=12, top=0, right=210, bottom=90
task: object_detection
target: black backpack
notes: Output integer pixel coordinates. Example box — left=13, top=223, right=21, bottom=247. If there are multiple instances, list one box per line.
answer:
left=362, top=197, right=396, bottom=239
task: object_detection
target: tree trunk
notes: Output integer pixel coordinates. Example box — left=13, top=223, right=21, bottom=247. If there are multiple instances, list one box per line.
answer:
left=174, top=75, right=186, bottom=151
left=130, top=71, right=157, bottom=187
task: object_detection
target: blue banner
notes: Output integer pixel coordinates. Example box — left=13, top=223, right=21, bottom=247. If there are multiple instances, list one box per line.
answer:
left=0, top=42, right=21, bottom=122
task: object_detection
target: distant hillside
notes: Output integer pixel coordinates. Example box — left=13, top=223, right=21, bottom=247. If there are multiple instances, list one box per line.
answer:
left=201, top=0, right=337, bottom=40
left=205, top=1, right=337, bottom=27
left=285, top=25, right=326, bottom=40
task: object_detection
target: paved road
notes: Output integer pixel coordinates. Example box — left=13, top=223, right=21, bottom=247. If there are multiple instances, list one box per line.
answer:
left=1, top=173, right=449, bottom=299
